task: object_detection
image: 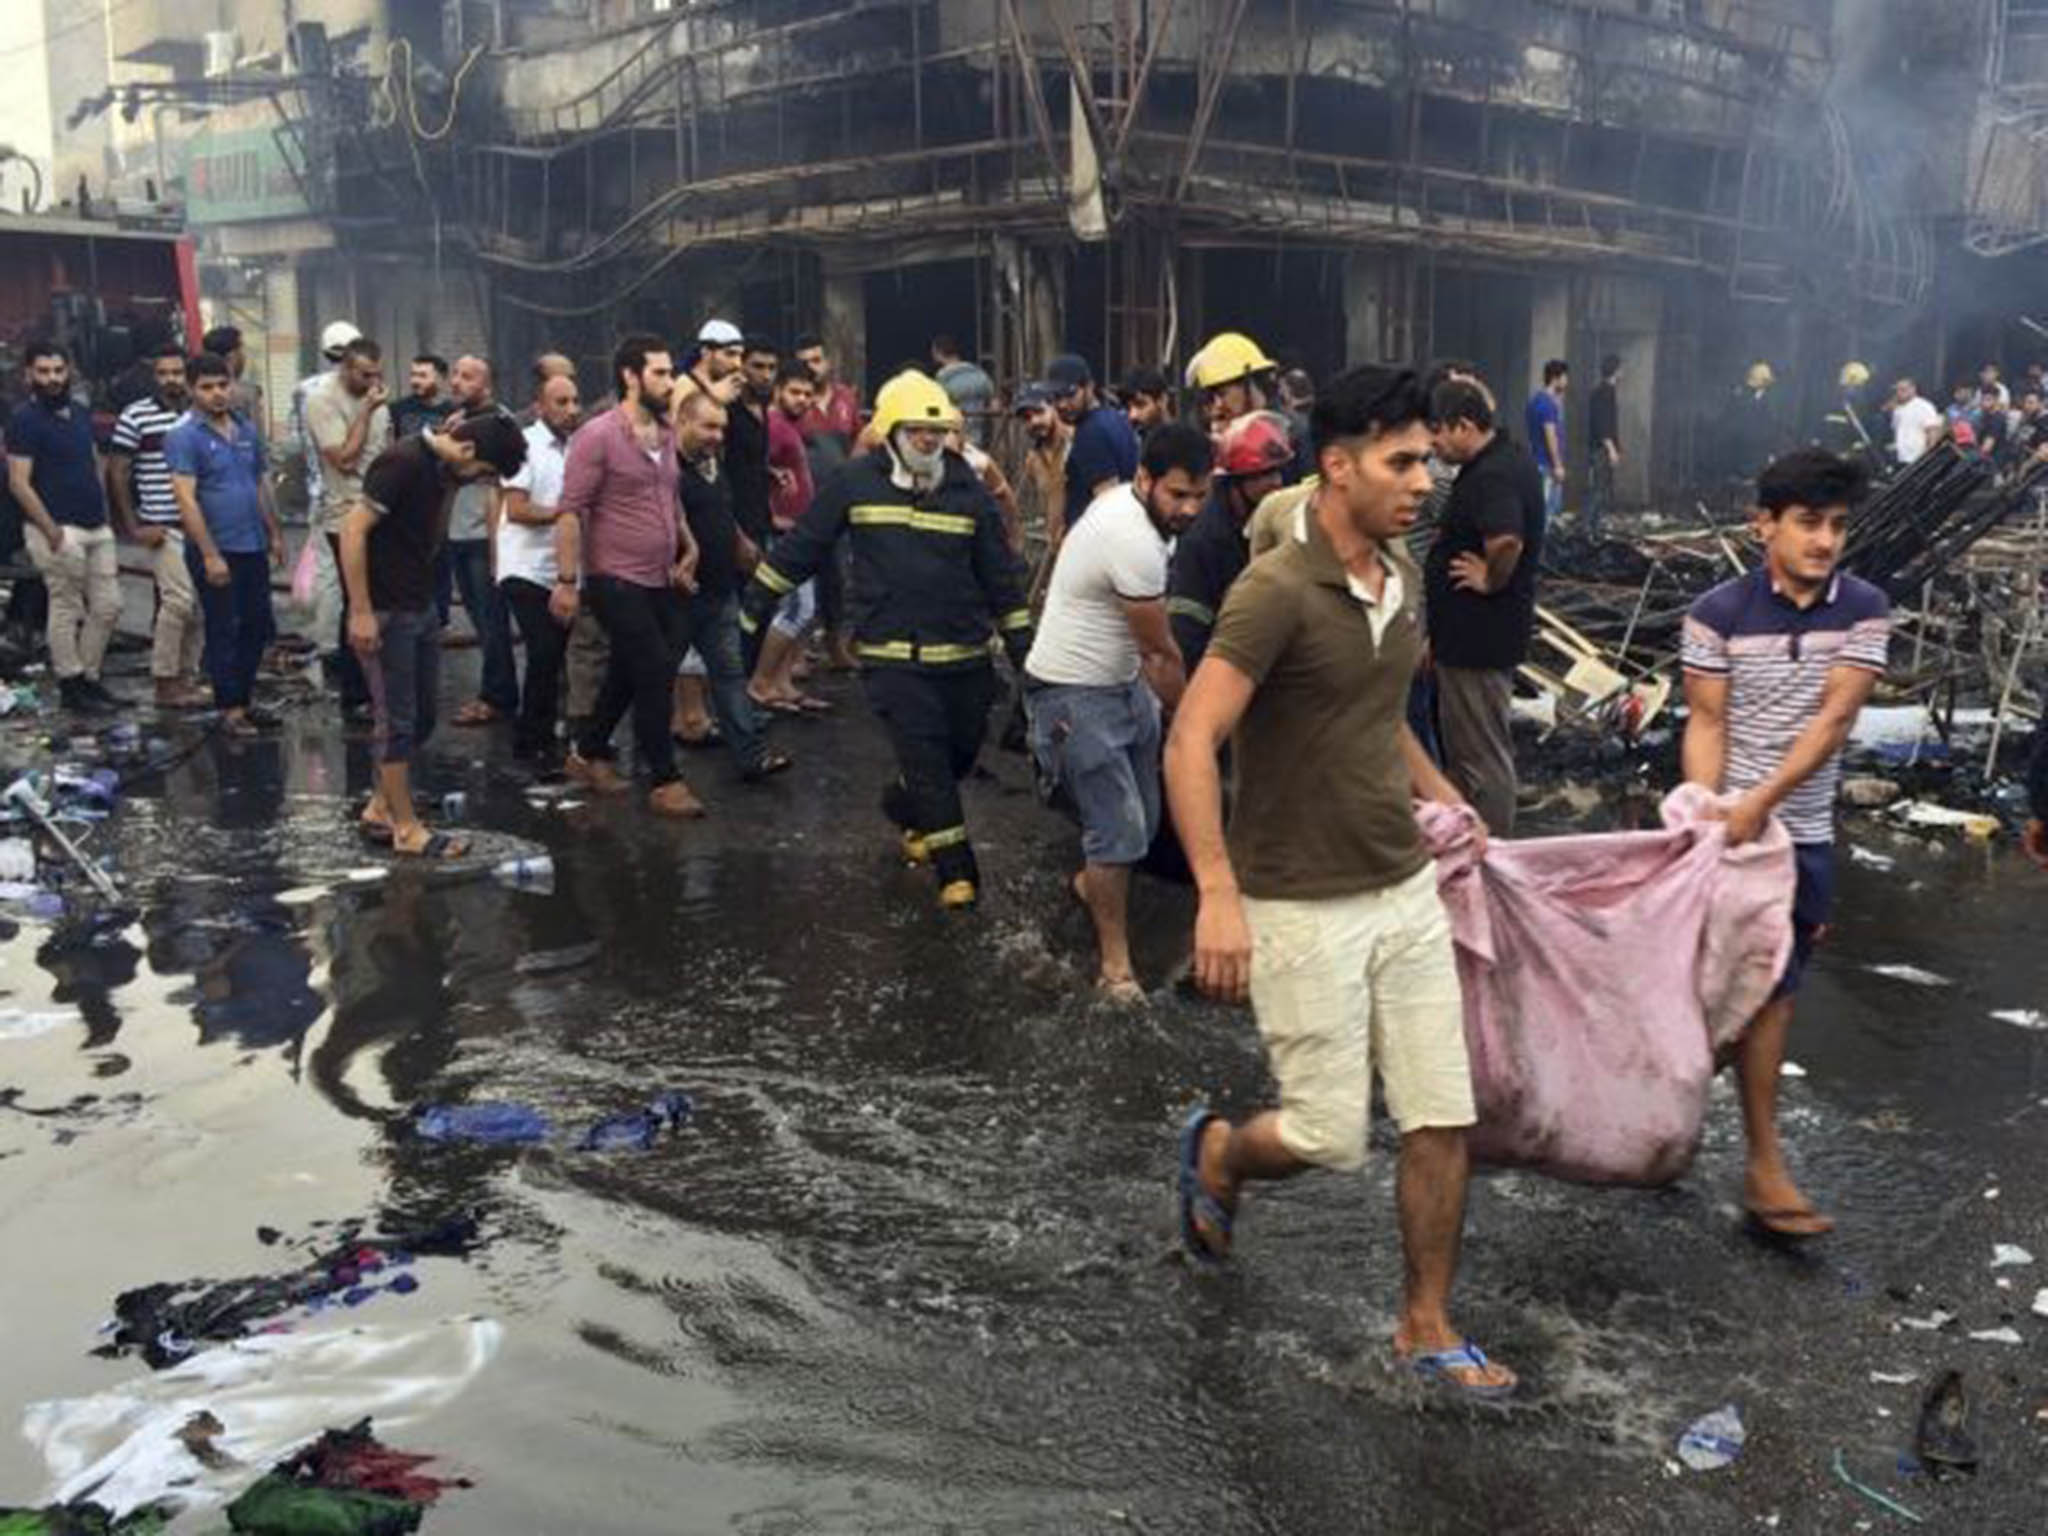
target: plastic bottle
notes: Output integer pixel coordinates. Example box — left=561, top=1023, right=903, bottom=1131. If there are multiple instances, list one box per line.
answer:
left=1676, top=1404, right=1745, bottom=1471
left=442, top=791, right=467, bottom=820
left=492, top=855, right=555, bottom=893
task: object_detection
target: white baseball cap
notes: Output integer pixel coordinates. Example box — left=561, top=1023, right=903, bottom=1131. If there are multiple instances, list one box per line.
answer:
left=696, top=319, right=743, bottom=347
left=320, top=320, right=363, bottom=358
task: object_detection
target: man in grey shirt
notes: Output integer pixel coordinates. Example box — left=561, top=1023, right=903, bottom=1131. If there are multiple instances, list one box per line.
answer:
left=305, top=335, right=392, bottom=713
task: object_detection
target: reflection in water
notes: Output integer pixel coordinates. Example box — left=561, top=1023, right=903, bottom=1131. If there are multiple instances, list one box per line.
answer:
left=5, top=695, right=2048, bottom=1534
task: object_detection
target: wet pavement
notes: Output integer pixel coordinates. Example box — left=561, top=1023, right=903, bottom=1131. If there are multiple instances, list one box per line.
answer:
left=2, top=650, right=2045, bottom=1533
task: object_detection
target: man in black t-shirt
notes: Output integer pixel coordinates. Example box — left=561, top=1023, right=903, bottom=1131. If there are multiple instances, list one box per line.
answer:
left=1585, top=354, right=1621, bottom=541
left=671, top=391, right=789, bottom=782
left=1425, top=379, right=1545, bottom=836
left=341, top=414, right=526, bottom=859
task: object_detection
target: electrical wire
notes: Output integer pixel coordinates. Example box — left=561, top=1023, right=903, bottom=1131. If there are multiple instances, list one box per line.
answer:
left=0, top=0, right=148, bottom=64
left=384, top=36, right=485, bottom=143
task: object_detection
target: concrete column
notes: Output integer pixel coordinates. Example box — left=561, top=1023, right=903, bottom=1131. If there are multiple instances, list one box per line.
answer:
left=1528, top=273, right=1569, bottom=396
left=1344, top=251, right=1385, bottom=367
left=822, top=271, right=864, bottom=398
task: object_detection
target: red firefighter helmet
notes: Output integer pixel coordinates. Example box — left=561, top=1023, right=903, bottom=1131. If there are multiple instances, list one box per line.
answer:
left=1215, top=410, right=1294, bottom=478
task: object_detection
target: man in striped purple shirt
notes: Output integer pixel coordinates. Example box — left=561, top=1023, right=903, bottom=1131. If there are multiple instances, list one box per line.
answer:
left=1682, top=449, right=1890, bottom=1240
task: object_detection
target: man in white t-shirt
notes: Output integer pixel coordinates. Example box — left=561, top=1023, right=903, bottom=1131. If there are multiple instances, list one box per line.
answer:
left=1889, top=377, right=1942, bottom=466
left=498, top=372, right=581, bottom=768
left=1024, top=423, right=1213, bottom=1001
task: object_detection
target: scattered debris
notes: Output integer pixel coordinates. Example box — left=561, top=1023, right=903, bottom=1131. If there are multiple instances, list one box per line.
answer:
left=1864, top=965, right=1952, bottom=987
left=1892, top=801, right=2001, bottom=840
left=0, top=1009, right=83, bottom=1043
left=1829, top=1448, right=1926, bottom=1525
left=224, top=1417, right=471, bottom=1535
left=1848, top=845, right=1897, bottom=871
left=1869, top=1370, right=1918, bottom=1385
left=94, top=1216, right=479, bottom=1369
left=490, top=855, right=554, bottom=893
left=1990, top=1243, right=2035, bottom=1268
left=1780, top=1061, right=1808, bottom=1079
left=1894, top=1309, right=1955, bottom=1332
left=1967, top=1326, right=2023, bottom=1346
left=1990, top=1008, right=2047, bottom=1031
left=1676, top=1404, right=1745, bottom=1471
left=1840, top=778, right=1901, bottom=808
left=414, top=1092, right=693, bottom=1153
left=513, top=940, right=601, bottom=976
left=1913, top=1370, right=1978, bottom=1475
left=0, top=1499, right=174, bottom=1533
left=2033, top=1288, right=2048, bottom=1319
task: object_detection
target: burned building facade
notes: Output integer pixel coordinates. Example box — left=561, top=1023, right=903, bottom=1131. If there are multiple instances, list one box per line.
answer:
left=43, top=0, right=2048, bottom=493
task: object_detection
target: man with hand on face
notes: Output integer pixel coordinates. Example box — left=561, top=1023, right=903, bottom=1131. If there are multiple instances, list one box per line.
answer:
left=168, top=353, right=284, bottom=738
left=1049, top=354, right=1139, bottom=538
left=1026, top=422, right=1212, bottom=1002
left=741, top=371, right=1033, bottom=910
left=749, top=360, right=828, bottom=716
left=1682, top=449, right=1890, bottom=1240
left=305, top=335, right=391, bottom=718
left=1164, top=365, right=1511, bottom=1403
left=110, top=344, right=206, bottom=708
left=557, top=335, right=708, bottom=818
left=344, top=413, right=527, bottom=857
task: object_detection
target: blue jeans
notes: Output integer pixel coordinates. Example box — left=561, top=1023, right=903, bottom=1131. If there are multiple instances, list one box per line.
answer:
left=1025, top=677, right=1162, bottom=865
left=677, top=591, right=769, bottom=774
left=1540, top=469, right=1564, bottom=528
left=186, top=545, right=275, bottom=710
left=448, top=538, right=517, bottom=713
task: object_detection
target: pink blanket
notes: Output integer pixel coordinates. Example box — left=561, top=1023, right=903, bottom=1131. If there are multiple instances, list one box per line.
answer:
left=1418, top=784, right=1795, bottom=1186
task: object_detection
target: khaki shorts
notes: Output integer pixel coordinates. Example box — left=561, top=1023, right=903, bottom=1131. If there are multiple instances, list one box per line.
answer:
left=1246, top=862, right=1474, bottom=1171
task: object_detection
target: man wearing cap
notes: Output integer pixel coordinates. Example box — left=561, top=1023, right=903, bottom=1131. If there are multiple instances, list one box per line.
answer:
left=690, top=320, right=746, bottom=407
left=1049, top=354, right=1138, bottom=540
left=1012, top=382, right=1071, bottom=577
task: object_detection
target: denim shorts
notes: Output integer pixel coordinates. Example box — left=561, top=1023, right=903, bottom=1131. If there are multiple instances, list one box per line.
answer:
left=1772, top=842, right=1836, bottom=1000
left=1026, top=677, right=1162, bottom=865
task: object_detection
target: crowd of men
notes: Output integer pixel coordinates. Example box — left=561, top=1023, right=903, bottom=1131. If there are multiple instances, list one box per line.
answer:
left=5, top=313, right=2047, bottom=1402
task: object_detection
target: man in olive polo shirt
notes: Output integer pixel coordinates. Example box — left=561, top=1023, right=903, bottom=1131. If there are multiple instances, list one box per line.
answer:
left=1163, top=364, right=1515, bottom=1402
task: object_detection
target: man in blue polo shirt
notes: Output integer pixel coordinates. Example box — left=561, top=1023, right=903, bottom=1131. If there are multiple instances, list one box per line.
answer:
left=1049, top=353, right=1138, bottom=536
left=1681, top=448, right=1891, bottom=1239
left=4, top=342, right=122, bottom=713
left=168, top=353, right=285, bottom=736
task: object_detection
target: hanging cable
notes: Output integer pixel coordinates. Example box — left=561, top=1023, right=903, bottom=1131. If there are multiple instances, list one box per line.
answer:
left=383, top=36, right=485, bottom=143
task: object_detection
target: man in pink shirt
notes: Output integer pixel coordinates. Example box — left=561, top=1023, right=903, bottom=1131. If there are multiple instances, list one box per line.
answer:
left=793, top=332, right=863, bottom=672
left=555, top=334, right=707, bottom=818
left=750, top=361, right=828, bottom=714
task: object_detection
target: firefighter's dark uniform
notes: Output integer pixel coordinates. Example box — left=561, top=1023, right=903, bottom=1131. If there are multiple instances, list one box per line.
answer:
left=1165, top=488, right=1251, bottom=673
left=743, top=447, right=1032, bottom=894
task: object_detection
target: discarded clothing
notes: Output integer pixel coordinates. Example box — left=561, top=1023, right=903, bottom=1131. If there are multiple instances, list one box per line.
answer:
left=24, top=1321, right=501, bottom=1519
left=1421, top=784, right=1795, bottom=1185
left=576, top=1091, right=693, bottom=1152
left=96, top=1216, right=479, bottom=1369
left=225, top=1418, right=470, bottom=1535
left=415, top=1093, right=694, bottom=1152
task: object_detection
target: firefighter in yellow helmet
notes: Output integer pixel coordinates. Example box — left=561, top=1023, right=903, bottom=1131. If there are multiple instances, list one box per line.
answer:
left=741, top=371, right=1033, bottom=910
left=1722, top=359, right=1784, bottom=479
left=1824, top=361, right=1880, bottom=466
left=1187, top=331, right=1311, bottom=479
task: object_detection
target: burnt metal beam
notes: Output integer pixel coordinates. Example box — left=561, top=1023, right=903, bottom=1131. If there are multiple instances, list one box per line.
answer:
left=1111, top=0, right=1178, bottom=163
left=1175, top=0, right=1251, bottom=203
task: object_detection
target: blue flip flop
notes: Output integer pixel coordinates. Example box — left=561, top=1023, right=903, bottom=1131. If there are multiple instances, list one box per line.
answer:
left=1404, top=1341, right=1517, bottom=1402
left=1177, top=1106, right=1234, bottom=1265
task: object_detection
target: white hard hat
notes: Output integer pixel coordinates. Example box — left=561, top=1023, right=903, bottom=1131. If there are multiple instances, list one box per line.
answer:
left=320, top=320, right=363, bottom=358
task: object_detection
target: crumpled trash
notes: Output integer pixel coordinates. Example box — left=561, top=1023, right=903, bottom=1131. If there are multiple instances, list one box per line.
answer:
left=513, top=940, right=600, bottom=976
left=95, top=1217, right=479, bottom=1369
left=576, top=1092, right=694, bottom=1151
left=224, top=1418, right=470, bottom=1535
left=1676, top=1404, right=1745, bottom=1470
left=1847, top=844, right=1896, bottom=871
left=1839, top=777, right=1900, bottom=808
left=1968, top=1326, right=2023, bottom=1345
left=2032, top=1288, right=2048, bottom=1319
left=1892, top=800, right=2000, bottom=840
left=1991, top=1243, right=2035, bottom=1268
left=1991, top=1009, right=2046, bottom=1031
left=0, top=837, right=36, bottom=881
